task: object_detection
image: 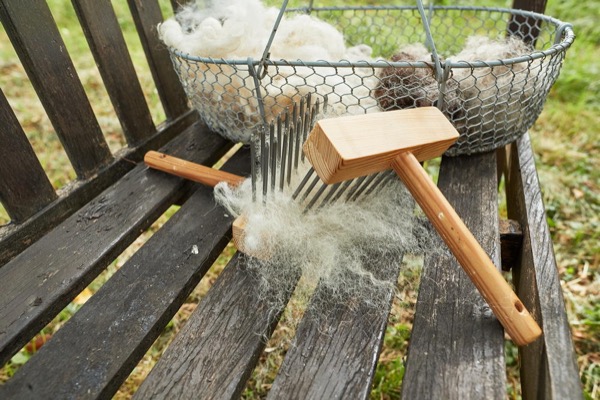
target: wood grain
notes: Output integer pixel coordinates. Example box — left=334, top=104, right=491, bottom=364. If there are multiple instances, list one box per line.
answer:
left=0, top=111, right=198, bottom=268
left=73, top=0, right=156, bottom=146
left=304, top=108, right=458, bottom=184
left=134, top=253, right=299, bottom=400
left=0, top=150, right=250, bottom=399
left=145, top=151, right=246, bottom=187
left=392, top=152, right=540, bottom=345
left=0, top=0, right=113, bottom=178
left=402, top=152, right=506, bottom=399
left=268, top=251, right=403, bottom=399
left=0, top=122, right=231, bottom=366
left=505, top=134, right=583, bottom=399
left=0, top=87, right=57, bottom=223
left=127, top=0, right=188, bottom=120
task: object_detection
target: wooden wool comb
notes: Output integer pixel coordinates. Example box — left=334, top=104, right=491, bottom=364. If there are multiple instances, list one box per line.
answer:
left=303, top=107, right=541, bottom=346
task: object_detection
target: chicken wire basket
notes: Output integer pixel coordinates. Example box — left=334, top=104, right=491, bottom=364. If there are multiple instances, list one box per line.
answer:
left=164, top=1, right=574, bottom=156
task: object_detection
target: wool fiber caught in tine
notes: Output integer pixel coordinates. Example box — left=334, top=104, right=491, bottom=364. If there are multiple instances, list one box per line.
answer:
left=214, top=163, right=439, bottom=320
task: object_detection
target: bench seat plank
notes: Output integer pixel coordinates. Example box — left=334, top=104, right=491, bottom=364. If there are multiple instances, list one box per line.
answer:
left=0, top=122, right=231, bottom=366
left=506, top=134, right=582, bottom=399
left=402, top=152, right=506, bottom=399
left=0, top=0, right=112, bottom=178
left=0, top=88, right=57, bottom=222
left=0, top=149, right=249, bottom=400
left=267, top=255, right=402, bottom=399
left=134, top=254, right=299, bottom=400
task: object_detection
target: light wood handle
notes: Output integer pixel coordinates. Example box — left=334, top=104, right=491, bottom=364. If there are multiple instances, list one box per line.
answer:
left=144, top=151, right=245, bottom=187
left=392, top=151, right=541, bottom=346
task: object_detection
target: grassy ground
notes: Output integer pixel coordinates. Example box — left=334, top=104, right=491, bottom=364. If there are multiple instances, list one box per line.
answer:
left=0, top=0, right=598, bottom=398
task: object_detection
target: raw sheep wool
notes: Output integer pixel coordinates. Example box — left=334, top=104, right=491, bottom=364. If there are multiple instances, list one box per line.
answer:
left=374, top=36, right=541, bottom=154
left=159, top=0, right=378, bottom=143
left=214, top=160, right=439, bottom=321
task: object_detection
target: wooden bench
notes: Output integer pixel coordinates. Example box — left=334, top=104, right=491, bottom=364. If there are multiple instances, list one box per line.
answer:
left=0, top=0, right=582, bottom=398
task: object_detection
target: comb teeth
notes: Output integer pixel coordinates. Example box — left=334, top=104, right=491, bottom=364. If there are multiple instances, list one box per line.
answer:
left=251, top=95, right=396, bottom=210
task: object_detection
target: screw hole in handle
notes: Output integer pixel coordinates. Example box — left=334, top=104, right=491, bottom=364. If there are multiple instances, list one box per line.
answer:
left=515, top=300, right=525, bottom=313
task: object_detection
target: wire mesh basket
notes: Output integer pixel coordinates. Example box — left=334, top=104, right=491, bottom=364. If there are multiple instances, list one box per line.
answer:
left=165, top=1, right=574, bottom=156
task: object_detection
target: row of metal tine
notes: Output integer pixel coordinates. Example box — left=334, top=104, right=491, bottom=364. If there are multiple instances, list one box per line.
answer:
left=250, top=93, right=397, bottom=211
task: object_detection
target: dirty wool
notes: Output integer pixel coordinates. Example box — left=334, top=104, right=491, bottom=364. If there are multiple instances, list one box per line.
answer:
left=375, top=35, right=541, bottom=154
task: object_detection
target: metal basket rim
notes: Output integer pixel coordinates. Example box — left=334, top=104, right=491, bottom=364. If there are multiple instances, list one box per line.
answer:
left=167, top=4, right=574, bottom=68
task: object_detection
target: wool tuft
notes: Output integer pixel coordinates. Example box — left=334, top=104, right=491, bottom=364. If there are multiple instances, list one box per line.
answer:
left=159, top=0, right=378, bottom=143
left=374, top=35, right=541, bottom=153
left=214, top=160, right=438, bottom=319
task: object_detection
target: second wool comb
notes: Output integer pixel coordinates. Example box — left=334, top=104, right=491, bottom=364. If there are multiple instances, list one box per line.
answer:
left=146, top=96, right=396, bottom=210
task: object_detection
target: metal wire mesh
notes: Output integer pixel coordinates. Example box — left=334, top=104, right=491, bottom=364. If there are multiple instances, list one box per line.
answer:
left=168, top=4, right=574, bottom=155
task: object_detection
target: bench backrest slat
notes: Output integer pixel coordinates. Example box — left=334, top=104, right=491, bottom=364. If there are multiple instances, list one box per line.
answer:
left=0, top=0, right=113, bottom=179
left=509, top=0, right=548, bottom=43
left=127, top=0, right=188, bottom=120
left=73, top=0, right=156, bottom=146
left=0, top=89, right=57, bottom=223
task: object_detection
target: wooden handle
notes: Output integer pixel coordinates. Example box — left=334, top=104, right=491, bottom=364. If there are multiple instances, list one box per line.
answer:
left=392, top=151, right=541, bottom=346
left=144, top=151, right=245, bottom=187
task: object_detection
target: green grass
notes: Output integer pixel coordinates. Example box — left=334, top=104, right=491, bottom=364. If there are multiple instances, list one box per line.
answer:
left=1, top=0, right=598, bottom=398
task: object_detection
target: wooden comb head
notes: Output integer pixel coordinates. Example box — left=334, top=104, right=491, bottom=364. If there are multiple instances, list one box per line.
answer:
left=303, top=107, right=459, bottom=184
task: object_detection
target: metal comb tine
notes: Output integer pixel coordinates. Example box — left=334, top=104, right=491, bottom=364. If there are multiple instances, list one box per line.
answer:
left=293, top=103, right=303, bottom=171
left=299, top=174, right=321, bottom=203
left=262, top=141, right=269, bottom=204
left=269, top=123, right=277, bottom=192
left=317, top=182, right=342, bottom=208
left=360, top=171, right=389, bottom=198
left=371, top=170, right=397, bottom=197
left=251, top=135, right=258, bottom=202
left=300, top=95, right=312, bottom=163
left=363, top=170, right=391, bottom=197
left=276, top=114, right=283, bottom=160
left=291, top=167, right=315, bottom=200
left=279, top=124, right=289, bottom=191
left=348, top=173, right=379, bottom=202
left=344, top=176, right=368, bottom=201
left=303, top=181, right=328, bottom=212
left=262, top=143, right=270, bottom=203
left=330, top=179, right=354, bottom=203
left=286, top=124, right=295, bottom=185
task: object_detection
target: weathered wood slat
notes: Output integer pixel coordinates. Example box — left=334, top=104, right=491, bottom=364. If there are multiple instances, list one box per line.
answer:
left=0, top=150, right=250, bottom=400
left=268, top=253, right=402, bottom=399
left=0, top=111, right=198, bottom=268
left=505, top=135, right=582, bottom=400
left=72, top=0, right=156, bottom=146
left=127, top=0, right=188, bottom=119
left=0, top=0, right=113, bottom=178
left=0, top=88, right=57, bottom=223
left=508, top=0, right=548, bottom=44
left=402, top=152, right=506, bottom=399
left=0, top=121, right=232, bottom=366
left=134, top=257, right=299, bottom=400
left=499, top=218, right=523, bottom=271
